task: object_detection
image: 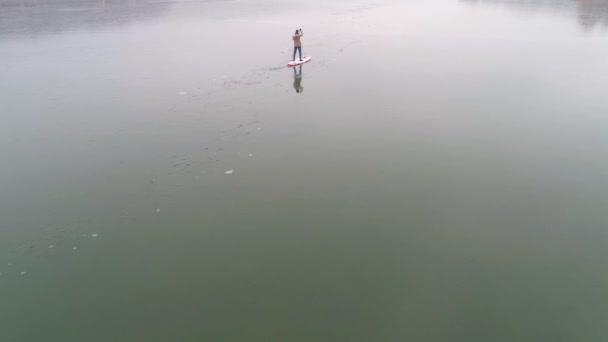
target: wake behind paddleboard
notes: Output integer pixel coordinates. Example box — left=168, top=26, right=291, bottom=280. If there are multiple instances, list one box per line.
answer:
left=288, top=56, right=311, bottom=67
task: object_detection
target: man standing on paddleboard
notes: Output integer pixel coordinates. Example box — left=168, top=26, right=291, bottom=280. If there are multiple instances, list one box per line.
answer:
left=293, top=29, right=303, bottom=62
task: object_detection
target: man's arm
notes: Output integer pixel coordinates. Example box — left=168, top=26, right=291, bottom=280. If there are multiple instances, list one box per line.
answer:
left=299, top=28, right=304, bottom=37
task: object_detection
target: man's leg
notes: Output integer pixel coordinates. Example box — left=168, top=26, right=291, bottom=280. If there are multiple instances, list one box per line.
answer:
left=298, top=47, right=302, bottom=61
left=293, top=47, right=297, bottom=61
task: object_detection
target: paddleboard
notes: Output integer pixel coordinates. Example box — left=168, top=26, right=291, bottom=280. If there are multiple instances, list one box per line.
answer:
left=288, top=56, right=311, bottom=67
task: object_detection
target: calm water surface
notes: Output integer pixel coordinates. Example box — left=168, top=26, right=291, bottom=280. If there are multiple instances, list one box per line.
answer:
left=2, top=0, right=608, bottom=340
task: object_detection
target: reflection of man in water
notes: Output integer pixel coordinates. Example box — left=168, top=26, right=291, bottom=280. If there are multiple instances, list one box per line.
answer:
left=293, top=65, right=303, bottom=93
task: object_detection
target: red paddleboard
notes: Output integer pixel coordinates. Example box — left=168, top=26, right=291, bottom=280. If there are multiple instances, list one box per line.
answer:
left=288, top=56, right=311, bottom=67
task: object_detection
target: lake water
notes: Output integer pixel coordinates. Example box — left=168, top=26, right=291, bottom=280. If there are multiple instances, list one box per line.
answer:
left=2, top=0, right=608, bottom=340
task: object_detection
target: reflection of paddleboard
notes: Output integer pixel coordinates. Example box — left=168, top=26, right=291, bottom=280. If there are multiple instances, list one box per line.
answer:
left=288, top=56, right=311, bottom=67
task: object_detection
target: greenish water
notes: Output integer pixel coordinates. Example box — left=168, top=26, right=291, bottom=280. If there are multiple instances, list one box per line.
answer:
left=2, top=0, right=608, bottom=340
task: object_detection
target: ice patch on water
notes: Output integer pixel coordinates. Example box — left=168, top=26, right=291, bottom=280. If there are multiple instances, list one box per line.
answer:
left=179, top=91, right=187, bottom=95
left=249, top=154, right=253, bottom=157
left=20, top=272, right=26, bottom=275
left=225, top=170, right=234, bottom=174
left=49, top=245, right=54, bottom=248
left=73, top=247, right=77, bottom=250
left=91, top=233, right=99, bottom=238
left=156, top=209, right=161, bottom=212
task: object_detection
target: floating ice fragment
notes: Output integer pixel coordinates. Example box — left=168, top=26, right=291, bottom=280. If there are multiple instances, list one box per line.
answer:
left=225, top=170, right=234, bottom=174
left=73, top=247, right=77, bottom=250
left=179, top=91, right=187, bottom=95
left=156, top=209, right=161, bottom=212
left=249, top=154, right=253, bottom=157
left=49, top=245, right=54, bottom=248
left=20, top=272, right=26, bottom=275
left=91, top=233, right=99, bottom=238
